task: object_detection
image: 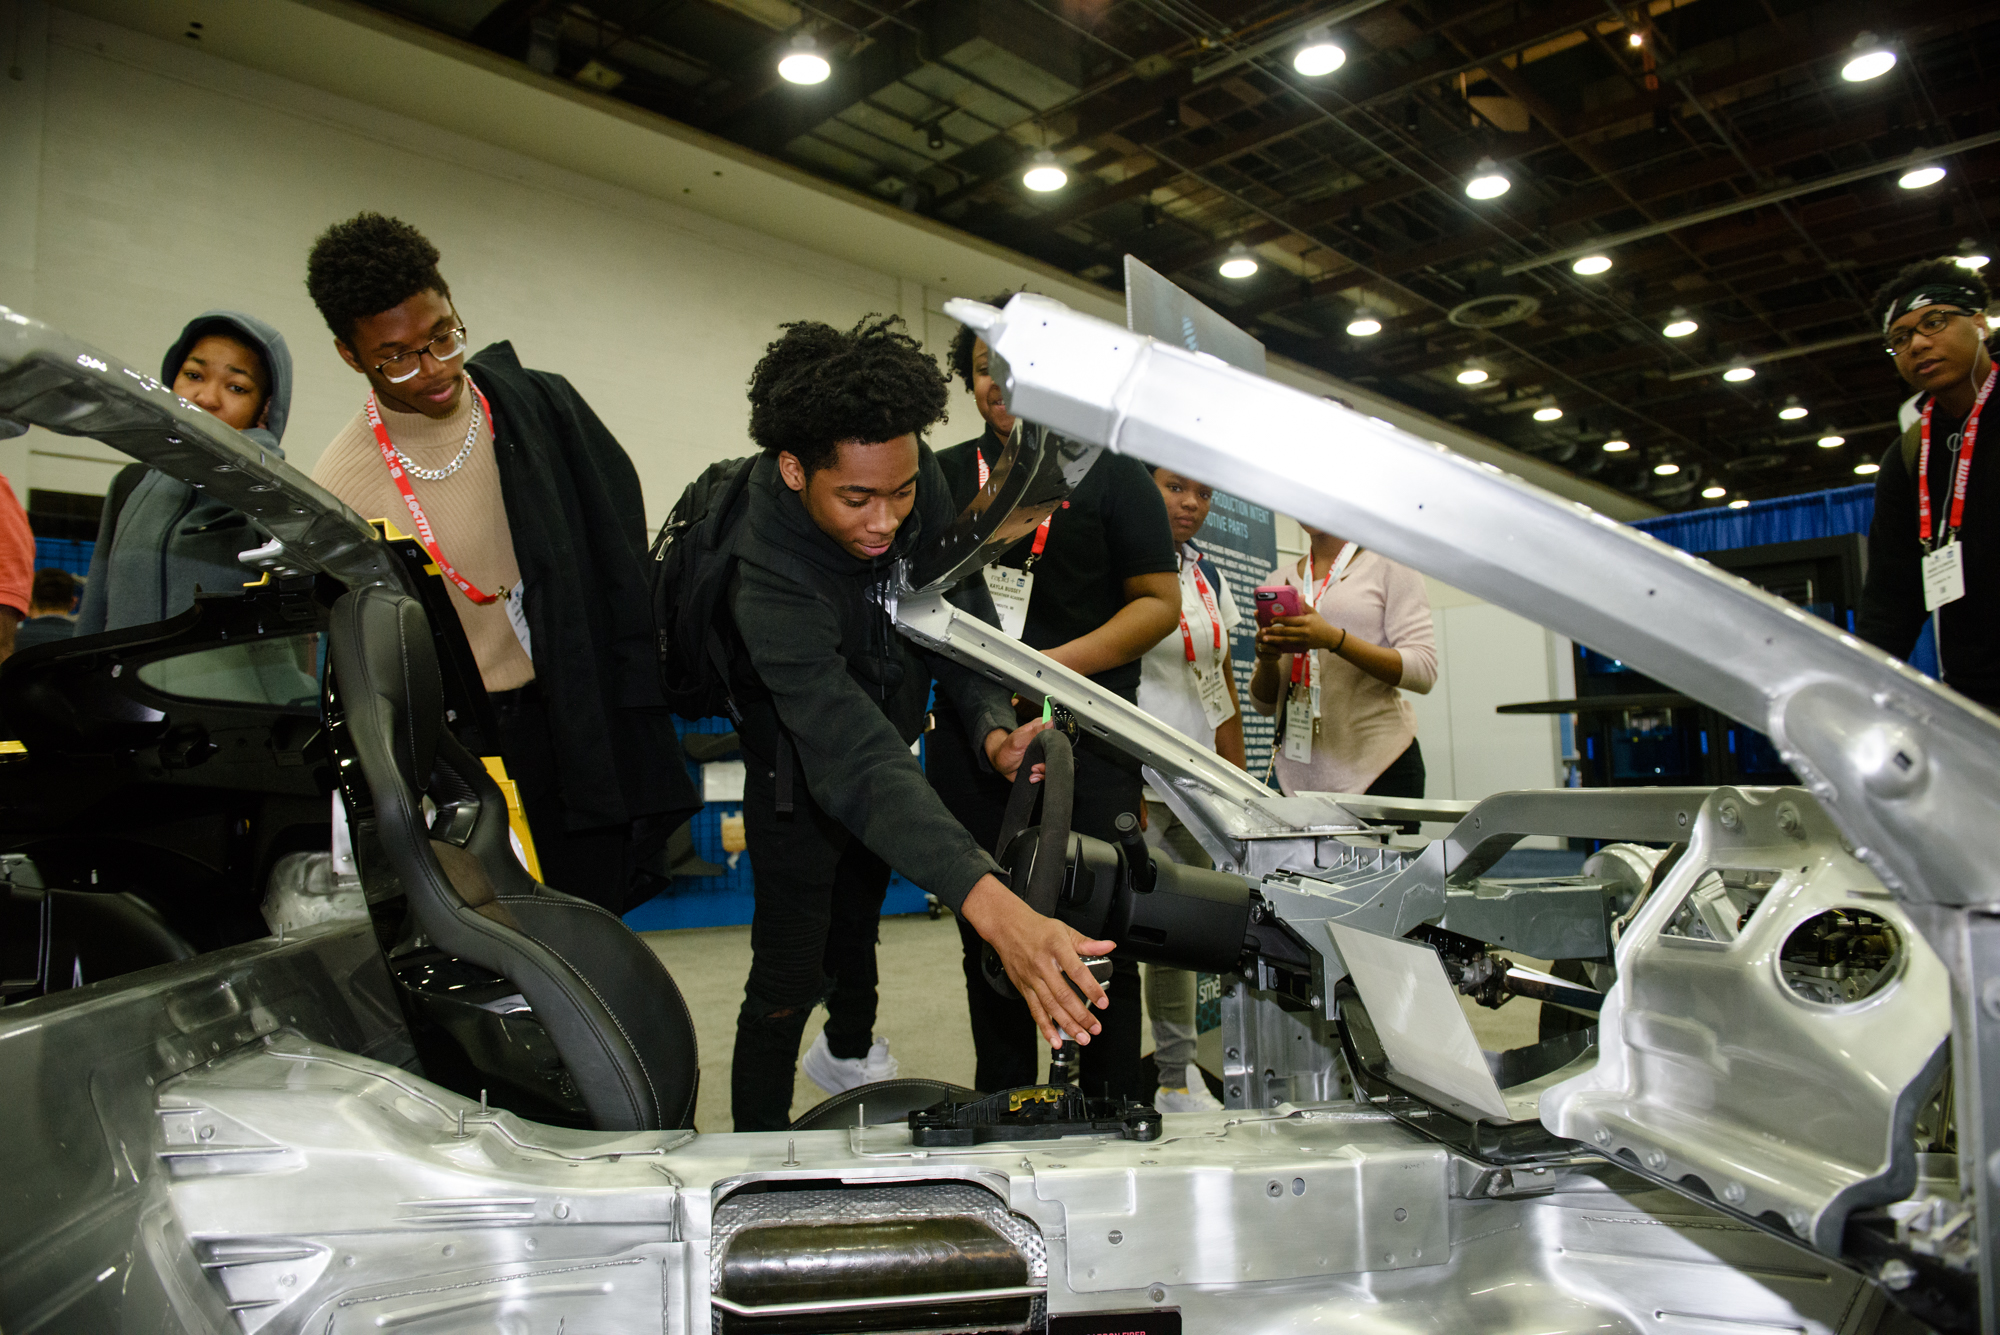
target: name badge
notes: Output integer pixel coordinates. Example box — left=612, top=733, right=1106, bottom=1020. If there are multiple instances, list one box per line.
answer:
left=504, top=581, right=533, bottom=660
left=1283, top=679, right=1315, bottom=763
left=983, top=565, right=1034, bottom=639
left=1922, top=541, right=1966, bottom=612
left=1194, top=658, right=1233, bottom=732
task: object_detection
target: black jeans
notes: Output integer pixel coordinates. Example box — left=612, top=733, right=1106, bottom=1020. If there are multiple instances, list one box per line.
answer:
left=928, top=712, right=1145, bottom=1100
left=490, top=681, right=634, bottom=914
left=731, top=756, right=891, bottom=1132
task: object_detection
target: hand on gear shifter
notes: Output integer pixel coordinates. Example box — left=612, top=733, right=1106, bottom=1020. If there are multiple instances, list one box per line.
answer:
left=961, top=875, right=1112, bottom=1048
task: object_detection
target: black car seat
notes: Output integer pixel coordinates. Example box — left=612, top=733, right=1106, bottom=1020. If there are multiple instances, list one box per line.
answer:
left=326, top=586, right=698, bottom=1132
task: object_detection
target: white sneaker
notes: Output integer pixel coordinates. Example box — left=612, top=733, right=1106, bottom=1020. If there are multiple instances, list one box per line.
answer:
left=802, top=1032, right=899, bottom=1094
left=1154, top=1082, right=1224, bottom=1113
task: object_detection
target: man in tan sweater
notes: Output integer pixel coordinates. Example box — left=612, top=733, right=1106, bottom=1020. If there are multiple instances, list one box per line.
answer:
left=306, top=212, right=695, bottom=913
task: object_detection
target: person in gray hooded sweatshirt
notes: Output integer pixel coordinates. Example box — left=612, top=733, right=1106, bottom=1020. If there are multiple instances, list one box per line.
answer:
left=76, top=311, right=292, bottom=634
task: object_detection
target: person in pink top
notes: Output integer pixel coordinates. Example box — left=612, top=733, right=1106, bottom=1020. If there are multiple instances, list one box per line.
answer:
left=1248, top=524, right=1438, bottom=798
left=0, top=474, right=34, bottom=664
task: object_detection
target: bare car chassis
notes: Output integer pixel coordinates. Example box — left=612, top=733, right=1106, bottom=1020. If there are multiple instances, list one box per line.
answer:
left=0, top=292, right=1992, bottom=1335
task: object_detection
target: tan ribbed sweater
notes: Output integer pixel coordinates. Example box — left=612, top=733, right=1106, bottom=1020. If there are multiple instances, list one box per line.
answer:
left=312, top=383, right=536, bottom=692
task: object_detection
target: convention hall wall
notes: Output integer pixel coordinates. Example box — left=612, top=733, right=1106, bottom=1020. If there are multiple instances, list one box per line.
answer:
left=0, top=0, right=1589, bottom=802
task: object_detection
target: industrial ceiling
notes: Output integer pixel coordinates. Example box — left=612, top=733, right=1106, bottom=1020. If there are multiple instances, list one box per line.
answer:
left=362, top=0, right=1998, bottom=510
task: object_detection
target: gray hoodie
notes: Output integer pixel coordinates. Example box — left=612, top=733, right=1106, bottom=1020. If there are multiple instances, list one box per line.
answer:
left=75, top=311, right=293, bottom=634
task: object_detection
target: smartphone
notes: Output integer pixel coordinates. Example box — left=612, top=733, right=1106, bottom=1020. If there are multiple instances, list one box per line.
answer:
left=1254, top=585, right=1302, bottom=624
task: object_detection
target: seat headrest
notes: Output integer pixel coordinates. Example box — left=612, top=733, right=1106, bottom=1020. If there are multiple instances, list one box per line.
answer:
left=329, top=586, right=444, bottom=793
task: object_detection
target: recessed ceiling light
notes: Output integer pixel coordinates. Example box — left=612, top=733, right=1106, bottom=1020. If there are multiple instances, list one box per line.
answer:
left=1956, top=251, right=1991, bottom=272
left=1218, top=242, right=1258, bottom=279
left=778, top=34, right=831, bottom=85
left=1899, top=165, right=1946, bottom=191
left=1818, top=435, right=1845, bottom=448
left=1572, top=254, right=1613, bottom=276
left=1022, top=150, right=1068, bottom=192
left=1702, top=485, right=1728, bottom=499
left=1533, top=405, right=1563, bottom=421
left=1602, top=438, right=1631, bottom=452
left=1855, top=462, right=1881, bottom=475
left=1841, top=37, right=1896, bottom=83
left=1662, top=308, right=1698, bottom=338
left=1346, top=317, right=1382, bottom=336
left=1723, top=363, right=1756, bottom=382
left=1293, top=27, right=1345, bottom=76
left=1778, top=396, right=1809, bottom=420
left=1456, top=365, right=1490, bottom=385
left=1728, top=498, right=1751, bottom=509
left=1465, top=158, right=1510, bottom=200
left=1654, top=462, right=1681, bottom=476
left=1628, top=30, right=1644, bottom=47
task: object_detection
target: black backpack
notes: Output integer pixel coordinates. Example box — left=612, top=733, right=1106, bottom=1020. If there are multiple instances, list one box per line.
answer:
left=650, top=455, right=759, bottom=721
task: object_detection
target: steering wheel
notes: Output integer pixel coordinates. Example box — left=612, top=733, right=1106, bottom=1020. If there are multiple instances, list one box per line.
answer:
left=981, top=726, right=1076, bottom=998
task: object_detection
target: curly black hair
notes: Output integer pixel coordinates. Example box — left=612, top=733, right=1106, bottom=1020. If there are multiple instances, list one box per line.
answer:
left=1871, top=257, right=1991, bottom=332
left=949, top=290, right=1025, bottom=391
left=305, top=212, right=452, bottom=347
left=747, top=315, right=950, bottom=474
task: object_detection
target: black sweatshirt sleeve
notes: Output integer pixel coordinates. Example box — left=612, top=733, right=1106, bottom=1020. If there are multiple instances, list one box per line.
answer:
left=1855, top=433, right=1927, bottom=660
left=731, top=562, right=1001, bottom=909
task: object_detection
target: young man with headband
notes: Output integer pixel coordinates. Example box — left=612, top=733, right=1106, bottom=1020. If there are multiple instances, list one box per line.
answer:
left=726, top=315, right=1112, bottom=1130
left=307, top=212, right=696, bottom=911
left=1856, top=259, right=1997, bottom=711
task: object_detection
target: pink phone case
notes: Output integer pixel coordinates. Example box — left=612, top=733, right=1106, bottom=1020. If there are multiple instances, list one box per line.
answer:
left=1254, top=585, right=1302, bottom=623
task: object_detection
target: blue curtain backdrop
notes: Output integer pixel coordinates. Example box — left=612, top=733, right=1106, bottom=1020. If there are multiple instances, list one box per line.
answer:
left=1629, top=484, right=1937, bottom=677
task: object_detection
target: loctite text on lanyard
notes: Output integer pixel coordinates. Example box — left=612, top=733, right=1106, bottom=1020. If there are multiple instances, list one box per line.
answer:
left=1180, top=552, right=1224, bottom=664
left=367, top=377, right=502, bottom=605
left=1918, top=362, right=1997, bottom=545
left=976, top=448, right=1055, bottom=566
left=1290, top=542, right=1360, bottom=686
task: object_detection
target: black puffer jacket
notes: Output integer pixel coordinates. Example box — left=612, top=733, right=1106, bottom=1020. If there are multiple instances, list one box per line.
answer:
left=726, top=447, right=1015, bottom=908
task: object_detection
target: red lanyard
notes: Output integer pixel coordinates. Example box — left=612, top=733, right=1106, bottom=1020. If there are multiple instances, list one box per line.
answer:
left=1290, top=546, right=1353, bottom=684
left=367, top=378, right=501, bottom=605
left=975, top=447, right=1054, bottom=562
left=1178, top=550, right=1224, bottom=664
left=1919, top=362, right=1996, bottom=544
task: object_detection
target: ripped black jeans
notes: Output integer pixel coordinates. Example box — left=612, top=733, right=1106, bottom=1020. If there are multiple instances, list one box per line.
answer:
left=731, top=758, right=891, bottom=1132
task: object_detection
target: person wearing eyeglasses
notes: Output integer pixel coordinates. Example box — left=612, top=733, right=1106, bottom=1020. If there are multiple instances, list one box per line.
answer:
left=76, top=310, right=291, bottom=636
left=306, top=212, right=697, bottom=913
left=1856, top=258, right=1998, bottom=712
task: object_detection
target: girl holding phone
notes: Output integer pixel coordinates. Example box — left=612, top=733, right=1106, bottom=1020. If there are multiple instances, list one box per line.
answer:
left=1249, top=524, right=1438, bottom=799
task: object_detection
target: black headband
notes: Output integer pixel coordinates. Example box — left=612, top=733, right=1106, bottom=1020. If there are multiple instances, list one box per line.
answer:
left=1883, top=282, right=1984, bottom=335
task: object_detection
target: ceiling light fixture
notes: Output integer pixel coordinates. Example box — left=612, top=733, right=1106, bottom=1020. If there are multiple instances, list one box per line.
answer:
left=1218, top=243, right=1259, bottom=279
left=1654, top=462, right=1681, bottom=476
left=777, top=33, right=831, bottom=85
left=1022, top=150, right=1068, bottom=192
left=1702, top=485, right=1728, bottom=499
left=1778, top=395, right=1809, bottom=420
left=1723, top=361, right=1756, bottom=382
left=1855, top=462, right=1881, bottom=475
left=926, top=122, right=946, bottom=151
left=1572, top=254, right=1613, bottom=276
left=1456, top=364, right=1490, bottom=386
left=1954, top=238, right=1991, bottom=271
left=1346, top=317, right=1382, bottom=337
left=1293, top=27, right=1345, bottom=76
left=1899, top=165, right=1946, bottom=190
left=1840, top=35, right=1896, bottom=83
left=1465, top=158, right=1510, bottom=200
left=1729, top=498, right=1751, bottom=509
left=1628, top=30, right=1644, bottom=47
left=1533, top=405, right=1563, bottom=421
left=1662, top=308, right=1699, bottom=338
left=1602, top=438, right=1631, bottom=452
left=1818, top=435, right=1845, bottom=448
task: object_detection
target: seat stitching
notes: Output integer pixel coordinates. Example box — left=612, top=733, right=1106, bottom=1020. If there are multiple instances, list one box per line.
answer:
left=494, top=896, right=697, bottom=1125
left=494, top=899, right=659, bottom=1122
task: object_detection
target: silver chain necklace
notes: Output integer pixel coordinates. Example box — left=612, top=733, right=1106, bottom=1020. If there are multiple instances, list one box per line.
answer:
left=394, top=383, right=481, bottom=482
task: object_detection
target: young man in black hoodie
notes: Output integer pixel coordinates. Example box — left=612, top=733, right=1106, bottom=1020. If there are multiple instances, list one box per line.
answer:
left=726, top=315, right=1115, bottom=1131
left=1856, top=258, right=1997, bottom=711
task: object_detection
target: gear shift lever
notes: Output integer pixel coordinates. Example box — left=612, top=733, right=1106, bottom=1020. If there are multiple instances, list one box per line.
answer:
left=1049, top=956, right=1116, bottom=1086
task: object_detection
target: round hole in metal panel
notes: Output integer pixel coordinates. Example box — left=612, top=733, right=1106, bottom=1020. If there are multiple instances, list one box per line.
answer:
left=1779, top=908, right=1900, bottom=1005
